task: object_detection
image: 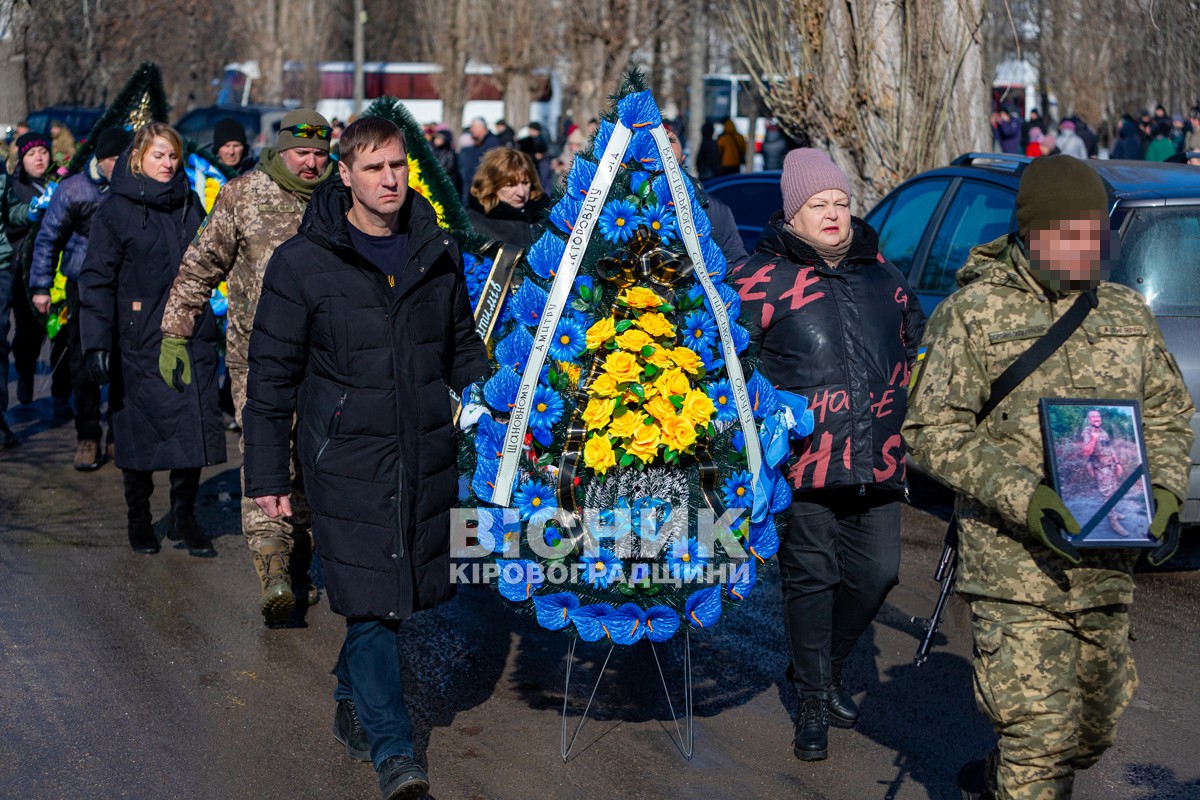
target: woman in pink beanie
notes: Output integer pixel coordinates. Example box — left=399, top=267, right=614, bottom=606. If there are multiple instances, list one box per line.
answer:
left=729, top=148, right=926, bottom=762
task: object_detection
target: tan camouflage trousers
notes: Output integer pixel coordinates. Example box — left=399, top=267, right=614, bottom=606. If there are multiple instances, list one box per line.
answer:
left=1094, top=464, right=1131, bottom=537
left=968, top=598, right=1137, bottom=800
left=231, top=363, right=312, bottom=564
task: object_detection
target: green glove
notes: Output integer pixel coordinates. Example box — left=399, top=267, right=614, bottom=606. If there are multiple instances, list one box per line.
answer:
left=158, top=336, right=192, bottom=392
left=1148, top=486, right=1181, bottom=567
left=1026, top=483, right=1083, bottom=564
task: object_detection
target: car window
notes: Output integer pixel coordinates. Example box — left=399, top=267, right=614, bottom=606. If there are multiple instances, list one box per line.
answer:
left=1112, top=206, right=1200, bottom=315
left=920, top=181, right=1014, bottom=294
left=874, top=178, right=949, bottom=276
left=708, top=179, right=783, bottom=228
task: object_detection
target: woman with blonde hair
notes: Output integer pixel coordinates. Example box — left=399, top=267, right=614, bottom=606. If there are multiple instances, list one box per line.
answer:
left=467, top=146, right=549, bottom=248
left=80, top=122, right=227, bottom=556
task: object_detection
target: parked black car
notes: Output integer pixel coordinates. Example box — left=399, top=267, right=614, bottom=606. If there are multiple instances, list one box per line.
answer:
left=24, top=106, right=105, bottom=141
left=703, top=170, right=782, bottom=252
left=174, top=105, right=292, bottom=155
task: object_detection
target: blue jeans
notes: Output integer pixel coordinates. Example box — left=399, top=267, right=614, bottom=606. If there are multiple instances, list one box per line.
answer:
left=334, top=618, right=414, bottom=770
left=0, top=267, right=13, bottom=418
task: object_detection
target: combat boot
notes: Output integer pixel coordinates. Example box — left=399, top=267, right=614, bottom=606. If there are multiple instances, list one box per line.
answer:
left=828, top=667, right=859, bottom=728
left=169, top=468, right=216, bottom=558
left=793, top=694, right=829, bottom=761
left=257, top=542, right=295, bottom=627
left=291, top=528, right=320, bottom=607
left=957, top=759, right=997, bottom=800
left=123, top=470, right=159, bottom=554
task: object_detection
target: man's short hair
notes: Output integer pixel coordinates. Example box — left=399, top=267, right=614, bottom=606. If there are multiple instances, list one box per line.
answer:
left=338, top=117, right=405, bottom=169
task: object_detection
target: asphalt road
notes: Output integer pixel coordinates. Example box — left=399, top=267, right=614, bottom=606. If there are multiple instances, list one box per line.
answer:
left=2, top=390, right=1198, bottom=800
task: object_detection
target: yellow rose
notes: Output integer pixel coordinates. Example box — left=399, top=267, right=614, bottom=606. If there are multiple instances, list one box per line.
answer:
left=660, top=414, right=699, bottom=452
left=582, top=397, right=616, bottom=431
left=557, top=360, right=582, bottom=387
left=586, top=317, right=617, bottom=350
left=615, top=328, right=656, bottom=353
left=591, top=373, right=620, bottom=398
left=646, top=347, right=675, bottom=370
left=608, top=409, right=645, bottom=439
left=624, top=421, right=662, bottom=463
left=669, top=346, right=704, bottom=375
left=645, top=394, right=678, bottom=424
left=654, top=368, right=691, bottom=400
left=680, top=389, right=716, bottom=426
left=602, top=350, right=642, bottom=384
left=583, top=434, right=618, bottom=475
left=620, top=287, right=667, bottom=309
left=635, top=312, right=676, bottom=339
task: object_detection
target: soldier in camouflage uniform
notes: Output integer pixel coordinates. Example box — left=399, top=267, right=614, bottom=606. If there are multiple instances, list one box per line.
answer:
left=1079, top=409, right=1130, bottom=536
left=902, top=156, right=1193, bottom=800
left=160, top=110, right=334, bottom=626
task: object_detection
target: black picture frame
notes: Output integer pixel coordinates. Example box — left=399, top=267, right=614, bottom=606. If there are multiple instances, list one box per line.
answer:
left=1038, top=398, right=1156, bottom=548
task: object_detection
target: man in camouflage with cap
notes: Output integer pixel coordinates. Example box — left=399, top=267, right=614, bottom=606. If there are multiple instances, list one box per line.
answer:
left=160, top=109, right=335, bottom=626
left=902, top=155, right=1193, bottom=799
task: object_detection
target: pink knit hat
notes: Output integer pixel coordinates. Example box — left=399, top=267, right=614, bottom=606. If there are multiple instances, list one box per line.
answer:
left=781, top=148, right=852, bottom=221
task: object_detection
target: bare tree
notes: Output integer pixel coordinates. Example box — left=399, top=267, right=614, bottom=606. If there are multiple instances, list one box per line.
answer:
left=720, top=0, right=989, bottom=206
left=416, top=0, right=471, bottom=129
left=469, top=0, right=542, bottom=130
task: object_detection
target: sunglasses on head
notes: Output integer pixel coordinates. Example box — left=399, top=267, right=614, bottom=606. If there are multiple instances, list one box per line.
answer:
left=282, top=123, right=332, bottom=140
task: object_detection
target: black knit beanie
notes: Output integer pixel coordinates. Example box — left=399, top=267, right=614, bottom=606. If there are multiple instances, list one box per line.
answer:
left=213, top=117, right=248, bottom=150
left=1017, top=155, right=1109, bottom=242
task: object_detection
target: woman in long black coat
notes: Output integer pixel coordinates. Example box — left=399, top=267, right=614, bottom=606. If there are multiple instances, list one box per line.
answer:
left=79, top=122, right=227, bottom=556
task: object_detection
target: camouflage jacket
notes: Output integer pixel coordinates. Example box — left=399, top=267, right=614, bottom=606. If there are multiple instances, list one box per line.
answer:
left=902, top=235, right=1193, bottom=611
left=161, top=168, right=309, bottom=369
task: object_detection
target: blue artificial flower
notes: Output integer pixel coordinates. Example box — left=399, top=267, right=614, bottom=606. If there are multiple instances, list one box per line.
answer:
left=483, top=367, right=520, bottom=413
left=507, top=278, right=550, bottom=328
left=580, top=548, right=623, bottom=589
left=573, top=275, right=595, bottom=301
left=667, top=537, right=710, bottom=582
left=747, top=372, right=781, bottom=419
left=651, top=173, right=696, bottom=209
left=626, top=131, right=662, bottom=171
left=566, top=158, right=597, bottom=199
left=549, top=317, right=586, bottom=362
left=514, top=479, right=558, bottom=525
left=598, top=199, right=641, bottom=244
left=699, top=346, right=725, bottom=374
left=704, top=282, right=741, bottom=322
left=690, top=199, right=714, bottom=237
left=549, top=196, right=582, bottom=235
left=591, top=119, right=617, bottom=158
left=633, top=498, right=673, bottom=541
left=495, top=327, right=535, bottom=372
left=700, top=237, right=726, bottom=282
left=731, top=322, right=750, bottom=355
left=706, top=379, right=739, bottom=423
left=476, top=506, right=521, bottom=553
left=723, top=470, right=754, bottom=509
left=529, top=384, right=564, bottom=445
left=472, top=456, right=501, bottom=504
left=747, top=516, right=780, bottom=561
left=684, top=586, right=722, bottom=628
left=682, top=310, right=719, bottom=351
left=770, top=469, right=793, bottom=513
left=629, top=170, right=649, bottom=196
left=644, top=605, right=681, bottom=642
left=526, top=233, right=566, bottom=280
left=569, top=604, right=616, bottom=642
left=726, top=559, right=757, bottom=601
left=617, top=90, right=663, bottom=130
left=640, top=204, right=677, bottom=243
left=534, top=592, right=581, bottom=631
left=498, top=559, right=544, bottom=602
left=463, top=252, right=491, bottom=309
left=606, top=603, right=649, bottom=645
left=731, top=429, right=745, bottom=453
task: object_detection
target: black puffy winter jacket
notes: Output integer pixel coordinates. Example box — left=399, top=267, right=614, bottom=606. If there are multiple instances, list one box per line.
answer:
left=730, top=213, right=925, bottom=496
left=243, top=178, right=490, bottom=621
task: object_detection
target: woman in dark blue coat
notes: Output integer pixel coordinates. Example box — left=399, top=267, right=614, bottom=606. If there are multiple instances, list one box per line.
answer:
left=79, top=123, right=227, bottom=556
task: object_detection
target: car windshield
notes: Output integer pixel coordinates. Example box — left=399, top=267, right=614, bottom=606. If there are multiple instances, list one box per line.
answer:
left=1112, top=206, right=1200, bottom=316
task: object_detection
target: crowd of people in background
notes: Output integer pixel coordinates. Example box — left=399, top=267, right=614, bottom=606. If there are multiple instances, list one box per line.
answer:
left=992, top=100, right=1200, bottom=162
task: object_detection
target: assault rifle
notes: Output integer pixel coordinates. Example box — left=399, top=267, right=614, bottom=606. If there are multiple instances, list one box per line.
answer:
left=911, top=516, right=957, bottom=666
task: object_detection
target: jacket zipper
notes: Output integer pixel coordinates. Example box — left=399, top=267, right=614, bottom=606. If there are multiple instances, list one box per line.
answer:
left=314, top=392, right=346, bottom=466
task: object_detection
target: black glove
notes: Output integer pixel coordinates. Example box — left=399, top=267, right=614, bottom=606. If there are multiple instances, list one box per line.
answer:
left=1026, top=483, right=1082, bottom=565
left=85, top=350, right=111, bottom=386
left=1148, top=486, right=1182, bottom=567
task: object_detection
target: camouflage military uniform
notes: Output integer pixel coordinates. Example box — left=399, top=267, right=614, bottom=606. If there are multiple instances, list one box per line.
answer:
left=1080, top=423, right=1130, bottom=536
left=902, top=235, right=1193, bottom=800
left=161, top=168, right=313, bottom=583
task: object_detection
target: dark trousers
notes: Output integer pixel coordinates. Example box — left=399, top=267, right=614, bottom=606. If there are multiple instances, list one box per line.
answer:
left=334, top=619, right=414, bottom=770
left=66, top=280, right=102, bottom=441
left=779, top=488, right=901, bottom=696
left=11, top=267, right=69, bottom=400
left=0, top=268, right=12, bottom=418
left=122, top=468, right=202, bottom=524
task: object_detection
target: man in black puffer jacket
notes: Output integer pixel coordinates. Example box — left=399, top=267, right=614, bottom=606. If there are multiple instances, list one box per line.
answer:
left=243, top=117, right=488, bottom=800
left=729, top=149, right=925, bottom=763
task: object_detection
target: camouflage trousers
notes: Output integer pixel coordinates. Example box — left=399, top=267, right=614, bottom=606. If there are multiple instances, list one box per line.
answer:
left=231, top=363, right=311, bottom=559
left=1094, top=464, right=1131, bottom=537
left=968, top=597, right=1137, bottom=800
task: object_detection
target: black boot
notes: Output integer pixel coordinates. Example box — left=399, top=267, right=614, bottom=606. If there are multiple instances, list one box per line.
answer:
left=957, top=758, right=996, bottom=800
left=793, top=695, right=829, bottom=761
left=828, top=667, right=859, bottom=728
left=169, top=468, right=216, bottom=558
left=123, top=470, right=159, bottom=554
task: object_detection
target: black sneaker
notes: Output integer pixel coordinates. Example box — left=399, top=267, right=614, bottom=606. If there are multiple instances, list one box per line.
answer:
left=828, top=670, right=859, bottom=729
left=793, top=695, right=829, bottom=761
left=378, top=755, right=429, bottom=800
left=957, top=759, right=995, bottom=800
left=332, top=699, right=371, bottom=762
left=0, top=421, right=18, bottom=449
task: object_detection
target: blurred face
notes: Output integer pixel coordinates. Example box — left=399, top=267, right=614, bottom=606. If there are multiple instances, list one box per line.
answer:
left=497, top=177, right=531, bottom=208
left=22, top=146, right=50, bottom=179
left=339, top=139, right=408, bottom=218
left=790, top=189, right=851, bottom=245
left=1088, top=410, right=1102, bottom=427
left=280, top=146, right=330, bottom=180
left=140, top=136, right=180, bottom=182
left=217, top=140, right=246, bottom=167
left=667, top=130, right=683, bottom=164
left=98, top=156, right=119, bottom=180
left=1028, top=214, right=1105, bottom=288
left=470, top=120, right=487, bottom=141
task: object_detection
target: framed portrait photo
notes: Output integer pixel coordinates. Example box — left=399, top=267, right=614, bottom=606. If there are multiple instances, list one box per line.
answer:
left=1038, top=398, right=1155, bottom=548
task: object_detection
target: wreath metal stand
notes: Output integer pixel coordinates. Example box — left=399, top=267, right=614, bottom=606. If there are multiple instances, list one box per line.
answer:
left=560, top=628, right=695, bottom=762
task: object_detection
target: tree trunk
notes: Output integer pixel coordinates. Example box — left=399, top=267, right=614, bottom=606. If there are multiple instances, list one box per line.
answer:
left=686, top=0, right=707, bottom=177
left=503, top=73, right=533, bottom=131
